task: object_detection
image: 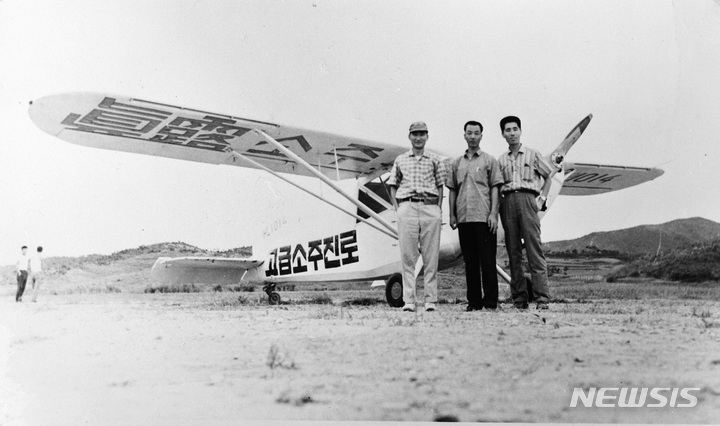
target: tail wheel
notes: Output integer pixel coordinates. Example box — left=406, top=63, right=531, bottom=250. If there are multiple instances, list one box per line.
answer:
left=269, top=292, right=281, bottom=305
left=385, top=273, right=404, bottom=308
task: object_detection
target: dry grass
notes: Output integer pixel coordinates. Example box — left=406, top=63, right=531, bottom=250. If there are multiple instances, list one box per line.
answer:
left=4, top=285, right=720, bottom=424
left=266, top=343, right=298, bottom=372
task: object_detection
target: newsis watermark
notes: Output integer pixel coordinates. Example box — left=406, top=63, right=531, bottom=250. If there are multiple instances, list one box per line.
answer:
left=570, top=387, right=701, bottom=408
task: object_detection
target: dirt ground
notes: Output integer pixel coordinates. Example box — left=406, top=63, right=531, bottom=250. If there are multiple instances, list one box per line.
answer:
left=2, top=288, right=720, bottom=425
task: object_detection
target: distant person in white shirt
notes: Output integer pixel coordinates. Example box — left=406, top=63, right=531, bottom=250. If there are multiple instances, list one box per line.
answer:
left=15, top=245, right=29, bottom=302
left=28, top=246, right=44, bottom=303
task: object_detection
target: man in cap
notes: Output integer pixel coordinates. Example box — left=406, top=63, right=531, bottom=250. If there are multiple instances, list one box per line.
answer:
left=388, top=121, right=447, bottom=312
left=497, top=116, right=555, bottom=310
left=447, top=121, right=504, bottom=311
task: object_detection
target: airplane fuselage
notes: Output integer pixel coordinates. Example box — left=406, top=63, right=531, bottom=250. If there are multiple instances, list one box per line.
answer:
left=242, top=169, right=566, bottom=285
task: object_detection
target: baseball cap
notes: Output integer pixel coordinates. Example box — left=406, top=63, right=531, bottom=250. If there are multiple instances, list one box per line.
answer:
left=409, top=121, right=428, bottom=133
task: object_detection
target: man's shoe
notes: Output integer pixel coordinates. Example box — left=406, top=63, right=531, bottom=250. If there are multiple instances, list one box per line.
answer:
left=402, top=303, right=416, bottom=312
left=425, top=303, right=436, bottom=312
left=513, top=302, right=529, bottom=310
left=465, top=305, right=482, bottom=312
left=536, top=302, right=549, bottom=310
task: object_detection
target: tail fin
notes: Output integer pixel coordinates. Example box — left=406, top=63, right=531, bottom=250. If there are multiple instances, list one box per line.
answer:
left=549, top=114, right=593, bottom=169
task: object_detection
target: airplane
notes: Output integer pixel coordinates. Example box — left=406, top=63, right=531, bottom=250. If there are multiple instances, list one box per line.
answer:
left=28, top=92, right=664, bottom=306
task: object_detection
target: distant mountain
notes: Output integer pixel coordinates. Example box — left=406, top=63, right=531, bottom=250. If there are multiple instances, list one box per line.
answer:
left=545, top=217, right=720, bottom=255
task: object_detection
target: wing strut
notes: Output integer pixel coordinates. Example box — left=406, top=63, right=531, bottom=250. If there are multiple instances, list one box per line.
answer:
left=496, top=264, right=511, bottom=283
left=227, top=149, right=398, bottom=240
left=253, top=129, right=399, bottom=239
left=333, top=147, right=341, bottom=181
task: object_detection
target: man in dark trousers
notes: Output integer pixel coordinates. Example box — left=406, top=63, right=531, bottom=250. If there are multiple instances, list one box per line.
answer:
left=15, top=245, right=29, bottom=302
left=447, top=121, right=503, bottom=311
left=497, top=116, right=555, bottom=310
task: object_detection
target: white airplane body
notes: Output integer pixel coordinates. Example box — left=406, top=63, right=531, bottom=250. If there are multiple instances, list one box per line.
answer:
left=29, top=93, right=664, bottom=305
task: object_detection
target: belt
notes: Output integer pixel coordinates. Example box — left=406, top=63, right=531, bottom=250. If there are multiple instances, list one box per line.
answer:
left=502, top=189, right=539, bottom=196
left=398, top=196, right=438, bottom=204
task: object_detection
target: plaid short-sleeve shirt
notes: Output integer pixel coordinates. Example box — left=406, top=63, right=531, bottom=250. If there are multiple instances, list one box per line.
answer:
left=497, top=144, right=554, bottom=195
left=387, top=150, right=447, bottom=200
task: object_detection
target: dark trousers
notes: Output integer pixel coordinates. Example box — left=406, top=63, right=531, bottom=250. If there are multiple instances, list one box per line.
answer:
left=16, top=270, right=28, bottom=301
left=458, top=222, right=498, bottom=309
left=499, top=192, right=550, bottom=304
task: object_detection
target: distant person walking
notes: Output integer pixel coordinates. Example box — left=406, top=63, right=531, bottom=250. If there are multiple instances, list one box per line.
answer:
left=498, top=116, right=555, bottom=310
left=28, top=246, right=44, bottom=302
left=447, top=121, right=504, bottom=311
left=388, top=121, right=447, bottom=313
left=15, top=246, right=29, bottom=302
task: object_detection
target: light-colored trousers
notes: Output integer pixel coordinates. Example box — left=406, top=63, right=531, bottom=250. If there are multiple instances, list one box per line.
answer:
left=397, top=202, right=442, bottom=305
left=29, top=272, right=43, bottom=302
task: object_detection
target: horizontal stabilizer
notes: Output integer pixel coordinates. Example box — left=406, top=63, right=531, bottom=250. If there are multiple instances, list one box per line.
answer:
left=151, top=256, right=263, bottom=284
left=29, top=92, right=406, bottom=180
left=560, top=162, right=664, bottom=196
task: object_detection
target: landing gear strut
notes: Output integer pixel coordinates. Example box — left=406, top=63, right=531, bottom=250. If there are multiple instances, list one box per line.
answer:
left=525, top=273, right=535, bottom=303
left=385, top=273, right=404, bottom=307
left=263, top=283, right=281, bottom=305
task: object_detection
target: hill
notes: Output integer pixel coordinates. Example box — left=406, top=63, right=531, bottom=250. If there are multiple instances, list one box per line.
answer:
left=606, top=238, right=720, bottom=283
left=545, top=217, right=720, bottom=256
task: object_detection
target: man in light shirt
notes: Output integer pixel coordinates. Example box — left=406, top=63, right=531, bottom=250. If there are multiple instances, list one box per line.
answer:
left=388, top=121, right=448, bottom=313
left=497, top=116, right=555, bottom=310
left=28, top=246, right=44, bottom=303
left=16, top=246, right=29, bottom=302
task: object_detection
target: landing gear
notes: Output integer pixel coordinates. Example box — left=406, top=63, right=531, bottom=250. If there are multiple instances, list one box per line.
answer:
left=385, top=273, right=404, bottom=308
left=263, top=283, right=282, bottom=305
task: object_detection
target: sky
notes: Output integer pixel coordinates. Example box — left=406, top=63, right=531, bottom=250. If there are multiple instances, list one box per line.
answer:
left=1, top=0, right=720, bottom=265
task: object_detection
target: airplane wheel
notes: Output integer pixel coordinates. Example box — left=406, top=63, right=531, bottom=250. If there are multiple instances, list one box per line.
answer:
left=385, top=273, right=404, bottom=308
left=525, top=273, right=535, bottom=303
left=269, top=292, right=281, bottom=305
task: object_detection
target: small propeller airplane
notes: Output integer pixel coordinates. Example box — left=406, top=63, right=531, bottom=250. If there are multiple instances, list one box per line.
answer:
left=29, top=93, right=663, bottom=306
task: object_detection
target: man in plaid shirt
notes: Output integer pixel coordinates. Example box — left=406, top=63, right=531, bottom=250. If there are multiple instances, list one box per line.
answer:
left=388, top=122, right=448, bottom=312
left=497, top=115, right=555, bottom=310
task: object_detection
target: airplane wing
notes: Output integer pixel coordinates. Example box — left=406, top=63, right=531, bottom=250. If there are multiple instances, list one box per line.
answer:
left=151, top=257, right=263, bottom=285
left=29, top=92, right=407, bottom=180
left=560, top=162, right=664, bottom=196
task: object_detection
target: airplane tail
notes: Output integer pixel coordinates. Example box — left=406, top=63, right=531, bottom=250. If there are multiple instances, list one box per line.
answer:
left=543, top=114, right=664, bottom=197
left=548, top=114, right=593, bottom=170
left=536, top=114, right=594, bottom=215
